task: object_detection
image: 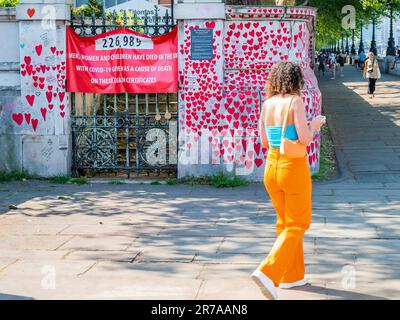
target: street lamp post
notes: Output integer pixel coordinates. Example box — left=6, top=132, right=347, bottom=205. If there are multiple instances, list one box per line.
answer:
left=358, top=21, right=365, bottom=54
left=370, top=13, right=378, bottom=55
left=351, top=29, right=356, bottom=55
left=387, top=1, right=396, bottom=56
left=341, top=35, right=344, bottom=52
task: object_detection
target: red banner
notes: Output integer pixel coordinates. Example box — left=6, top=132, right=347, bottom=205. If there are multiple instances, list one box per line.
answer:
left=66, top=26, right=178, bottom=93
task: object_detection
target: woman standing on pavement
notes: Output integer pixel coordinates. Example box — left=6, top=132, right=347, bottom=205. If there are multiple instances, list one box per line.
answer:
left=252, top=62, right=326, bottom=300
left=363, top=52, right=381, bottom=99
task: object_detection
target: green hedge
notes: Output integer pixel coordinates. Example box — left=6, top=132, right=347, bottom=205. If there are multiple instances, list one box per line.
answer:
left=0, top=0, right=19, bottom=7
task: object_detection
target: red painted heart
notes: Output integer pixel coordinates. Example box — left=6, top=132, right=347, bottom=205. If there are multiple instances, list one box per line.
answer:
left=24, top=113, right=31, bottom=125
left=24, top=56, right=31, bottom=65
left=27, top=8, right=35, bottom=18
left=35, top=44, right=42, bottom=56
left=31, top=118, right=39, bottom=131
left=12, top=113, right=24, bottom=126
left=40, top=107, right=47, bottom=121
left=25, top=95, right=35, bottom=107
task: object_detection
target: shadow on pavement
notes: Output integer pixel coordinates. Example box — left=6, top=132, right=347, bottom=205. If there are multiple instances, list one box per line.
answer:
left=291, top=284, right=389, bottom=300
left=318, top=65, right=400, bottom=183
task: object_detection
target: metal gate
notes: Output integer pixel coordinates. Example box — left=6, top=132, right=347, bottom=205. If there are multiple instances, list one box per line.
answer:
left=69, top=7, right=178, bottom=178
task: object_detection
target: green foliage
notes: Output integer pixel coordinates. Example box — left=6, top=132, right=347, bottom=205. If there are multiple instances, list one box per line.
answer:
left=58, top=195, right=72, bottom=200
left=166, top=173, right=251, bottom=188
left=0, top=0, right=19, bottom=7
left=70, top=177, right=88, bottom=185
left=361, top=0, right=400, bottom=17
left=49, top=175, right=71, bottom=184
left=312, top=125, right=337, bottom=181
left=307, top=0, right=399, bottom=47
left=165, top=178, right=179, bottom=185
left=0, top=170, right=31, bottom=183
left=71, top=0, right=104, bottom=18
left=208, top=173, right=251, bottom=188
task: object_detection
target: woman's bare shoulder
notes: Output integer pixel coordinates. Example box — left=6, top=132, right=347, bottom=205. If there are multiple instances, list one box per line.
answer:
left=291, top=95, right=304, bottom=107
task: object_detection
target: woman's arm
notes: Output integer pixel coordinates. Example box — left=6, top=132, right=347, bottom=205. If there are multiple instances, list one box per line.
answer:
left=363, top=59, right=368, bottom=78
left=293, top=96, right=324, bottom=146
left=258, top=104, right=269, bottom=148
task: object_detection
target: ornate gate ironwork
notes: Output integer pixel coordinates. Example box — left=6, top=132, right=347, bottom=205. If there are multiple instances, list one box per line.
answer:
left=69, top=7, right=178, bottom=178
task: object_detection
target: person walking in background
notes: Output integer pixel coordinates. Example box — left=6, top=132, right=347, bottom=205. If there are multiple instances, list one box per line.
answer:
left=337, top=51, right=346, bottom=77
left=252, top=62, right=326, bottom=300
left=317, top=52, right=326, bottom=77
left=328, top=52, right=336, bottom=79
left=390, top=50, right=400, bottom=71
left=353, top=53, right=359, bottom=69
left=359, top=50, right=367, bottom=70
left=363, top=52, right=381, bottom=99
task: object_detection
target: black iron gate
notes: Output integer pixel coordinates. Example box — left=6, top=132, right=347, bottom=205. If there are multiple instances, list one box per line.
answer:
left=69, top=7, right=178, bottom=178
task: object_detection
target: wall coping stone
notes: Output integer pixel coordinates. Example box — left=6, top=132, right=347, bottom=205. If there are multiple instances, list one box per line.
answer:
left=0, top=62, right=20, bottom=72
left=0, top=7, right=17, bottom=20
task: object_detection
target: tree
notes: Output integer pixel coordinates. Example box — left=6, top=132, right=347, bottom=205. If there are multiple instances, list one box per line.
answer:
left=308, top=0, right=377, bottom=49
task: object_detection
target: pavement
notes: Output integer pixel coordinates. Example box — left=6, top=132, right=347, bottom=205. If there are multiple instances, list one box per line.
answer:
left=1, top=65, right=400, bottom=300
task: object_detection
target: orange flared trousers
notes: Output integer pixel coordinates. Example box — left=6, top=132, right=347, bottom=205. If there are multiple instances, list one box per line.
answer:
left=259, top=147, right=312, bottom=286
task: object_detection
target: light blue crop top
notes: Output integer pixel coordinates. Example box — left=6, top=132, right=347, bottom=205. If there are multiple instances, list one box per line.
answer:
left=266, top=125, right=299, bottom=148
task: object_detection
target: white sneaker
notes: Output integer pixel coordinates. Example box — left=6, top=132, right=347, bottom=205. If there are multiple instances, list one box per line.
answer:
left=279, top=278, right=308, bottom=289
left=251, top=268, right=278, bottom=300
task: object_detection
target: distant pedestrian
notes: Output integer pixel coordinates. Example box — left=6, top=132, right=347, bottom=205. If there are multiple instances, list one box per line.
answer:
left=328, top=53, right=336, bottom=79
left=359, top=50, right=367, bottom=70
left=317, top=53, right=326, bottom=77
left=353, top=53, right=359, bottom=69
left=390, top=51, right=400, bottom=71
left=363, top=52, right=381, bottom=99
left=337, top=51, right=346, bottom=77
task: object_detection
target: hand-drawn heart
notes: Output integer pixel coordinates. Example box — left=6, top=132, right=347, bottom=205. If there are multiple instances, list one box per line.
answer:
left=50, top=46, right=57, bottom=54
left=31, top=118, right=39, bottom=131
left=205, top=21, right=215, bottom=29
left=58, top=92, right=65, bottom=103
left=35, top=44, right=42, bottom=56
left=25, top=95, right=35, bottom=107
left=12, top=113, right=24, bottom=126
left=40, top=108, right=47, bottom=121
left=27, top=8, right=35, bottom=18
left=46, top=91, right=53, bottom=103
left=22, top=114, right=31, bottom=126
left=24, top=56, right=31, bottom=65
left=26, top=65, right=33, bottom=75
left=255, top=158, right=264, bottom=168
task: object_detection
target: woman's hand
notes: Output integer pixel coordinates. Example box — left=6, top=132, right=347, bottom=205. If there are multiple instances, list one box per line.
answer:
left=310, top=116, right=326, bottom=132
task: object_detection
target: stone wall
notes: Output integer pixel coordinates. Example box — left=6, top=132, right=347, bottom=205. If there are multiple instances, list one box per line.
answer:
left=0, top=1, right=71, bottom=177
left=176, top=4, right=322, bottom=181
left=0, top=8, right=22, bottom=172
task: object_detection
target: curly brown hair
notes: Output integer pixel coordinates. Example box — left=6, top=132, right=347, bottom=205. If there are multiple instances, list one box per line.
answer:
left=266, top=62, right=304, bottom=99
